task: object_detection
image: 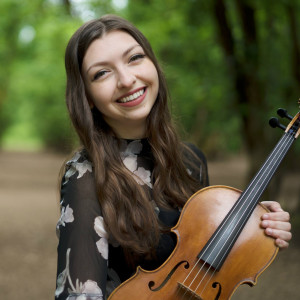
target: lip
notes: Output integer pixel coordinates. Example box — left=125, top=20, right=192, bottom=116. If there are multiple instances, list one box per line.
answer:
left=116, top=87, right=147, bottom=107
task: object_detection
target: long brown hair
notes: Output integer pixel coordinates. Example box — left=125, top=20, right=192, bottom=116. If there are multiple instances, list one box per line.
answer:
left=64, top=15, right=206, bottom=260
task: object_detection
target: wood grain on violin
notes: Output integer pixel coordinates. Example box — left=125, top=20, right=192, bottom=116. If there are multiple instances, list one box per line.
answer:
left=108, top=107, right=300, bottom=300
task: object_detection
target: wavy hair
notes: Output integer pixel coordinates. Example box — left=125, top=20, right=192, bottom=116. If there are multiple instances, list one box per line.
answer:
left=64, top=15, right=206, bottom=261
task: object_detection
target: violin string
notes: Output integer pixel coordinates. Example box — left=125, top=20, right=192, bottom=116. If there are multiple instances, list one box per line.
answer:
left=196, top=133, right=294, bottom=298
left=195, top=133, right=294, bottom=298
left=197, top=133, right=294, bottom=294
left=176, top=132, right=293, bottom=299
left=178, top=132, right=293, bottom=299
left=183, top=134, right=293, bottom=300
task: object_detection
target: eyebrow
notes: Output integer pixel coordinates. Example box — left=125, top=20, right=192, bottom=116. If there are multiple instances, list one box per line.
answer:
left=86, top=44, right=142, bottom=74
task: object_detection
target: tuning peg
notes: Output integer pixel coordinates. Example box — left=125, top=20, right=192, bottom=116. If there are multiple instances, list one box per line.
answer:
left=269, top=117, right=286, bottom=131
left=277, top=108, right=293, bottom=120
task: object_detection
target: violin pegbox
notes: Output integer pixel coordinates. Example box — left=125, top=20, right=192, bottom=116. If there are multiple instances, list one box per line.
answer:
left=269, top=101, right=300, bottom=139
left=285, top=100, right=300, bottom=139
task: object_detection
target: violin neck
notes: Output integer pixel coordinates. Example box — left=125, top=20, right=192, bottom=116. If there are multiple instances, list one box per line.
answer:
left=242, top=130, right=295, bottom=206
left=198, top=130, right=296, bottom=270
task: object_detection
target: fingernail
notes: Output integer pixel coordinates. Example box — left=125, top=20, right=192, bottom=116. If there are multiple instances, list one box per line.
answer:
left=266, top=228, right=273, bottom=235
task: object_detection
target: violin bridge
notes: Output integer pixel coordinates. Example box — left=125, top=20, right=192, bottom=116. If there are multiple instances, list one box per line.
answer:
left=177, top=282, right=203, bottom=300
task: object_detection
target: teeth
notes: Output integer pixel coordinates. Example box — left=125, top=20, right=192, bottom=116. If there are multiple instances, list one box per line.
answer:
left=119, top=89, right=144, bottom=103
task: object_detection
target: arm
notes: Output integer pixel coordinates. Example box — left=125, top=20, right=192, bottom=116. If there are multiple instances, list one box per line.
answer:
left=55, top=154, right=108, bottom=299
left=260, top=201, right=292, bottom=249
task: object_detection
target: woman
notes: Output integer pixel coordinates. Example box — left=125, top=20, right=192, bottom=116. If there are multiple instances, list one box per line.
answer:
left=55, top=15, right=292, bottom=300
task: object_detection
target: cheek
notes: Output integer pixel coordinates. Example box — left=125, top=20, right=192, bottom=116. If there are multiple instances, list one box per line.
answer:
left=89, top=84, right=113, bottom=107
left=152, top=70, right=159, bottom=97
left=142, top=60, right=159, bottom=86
left=143, top=64, right=159, bottom=91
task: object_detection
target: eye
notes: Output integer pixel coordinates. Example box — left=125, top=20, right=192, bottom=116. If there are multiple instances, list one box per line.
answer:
left=93, top=70, right=109, bottom=81
left=129, top=53, right=146, bottom=63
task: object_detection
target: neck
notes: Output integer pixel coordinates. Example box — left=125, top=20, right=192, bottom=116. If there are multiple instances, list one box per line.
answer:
left=113, top=122, right=147, bottom=140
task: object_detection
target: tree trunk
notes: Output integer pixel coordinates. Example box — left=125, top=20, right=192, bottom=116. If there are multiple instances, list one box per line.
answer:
left=213, top=0, right=267, bottom=174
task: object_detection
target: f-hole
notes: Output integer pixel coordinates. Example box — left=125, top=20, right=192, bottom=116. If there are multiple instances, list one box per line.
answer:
left=148, top=260, right=190, bottom=292
left=212, top=282, right=222, bottom=300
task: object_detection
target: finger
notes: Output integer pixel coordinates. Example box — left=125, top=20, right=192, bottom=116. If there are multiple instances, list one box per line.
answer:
left=261, top=201, right=284, bottom=212
left=275, top=238, right=289, bottom=249
left=261, top=211, right=290, bottom=222
left=264, top=227, right=292, bottom=243
left=261, top=220, right=292, bottom=232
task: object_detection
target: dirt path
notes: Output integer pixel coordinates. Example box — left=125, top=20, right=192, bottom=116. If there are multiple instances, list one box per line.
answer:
left=0, top=151, right=299, bottom=299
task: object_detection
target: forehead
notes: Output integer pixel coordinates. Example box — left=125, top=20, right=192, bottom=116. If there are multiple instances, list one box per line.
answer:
left=82, top=30, right=141, bottom=69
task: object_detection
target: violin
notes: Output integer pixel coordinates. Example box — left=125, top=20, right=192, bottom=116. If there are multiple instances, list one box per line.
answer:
left=108, top=103, right=300, bottom=300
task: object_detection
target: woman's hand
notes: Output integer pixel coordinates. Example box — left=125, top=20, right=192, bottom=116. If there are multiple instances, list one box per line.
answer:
left=260, top=201, right=292, bottom=249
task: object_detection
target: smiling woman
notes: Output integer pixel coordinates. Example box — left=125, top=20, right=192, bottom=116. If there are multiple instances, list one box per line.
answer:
left=81, top=31, right=159, bottom=139
left=55, top=14, right=292, bottom=300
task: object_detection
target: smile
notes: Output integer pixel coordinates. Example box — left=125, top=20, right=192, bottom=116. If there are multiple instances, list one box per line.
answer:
left=117, top=88, right=145, bottom=103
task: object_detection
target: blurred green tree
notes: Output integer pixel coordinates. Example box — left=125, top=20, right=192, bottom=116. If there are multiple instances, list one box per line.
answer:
left=123, top=0, right=300, bottom=200
left=0, top=0, right=299, bottom=179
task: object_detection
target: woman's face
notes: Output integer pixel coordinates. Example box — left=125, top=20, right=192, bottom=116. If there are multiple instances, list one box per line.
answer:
left=82, top=30, right=159, bottom=139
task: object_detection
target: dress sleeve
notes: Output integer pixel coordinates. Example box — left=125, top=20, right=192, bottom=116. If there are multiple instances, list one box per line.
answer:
left=183, top=142, right=209, bottom=187
left=55, top=153, right=108, bottom=300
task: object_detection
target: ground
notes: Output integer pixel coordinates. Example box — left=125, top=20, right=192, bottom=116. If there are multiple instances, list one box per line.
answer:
left=0, top=151, right=299, bottom=299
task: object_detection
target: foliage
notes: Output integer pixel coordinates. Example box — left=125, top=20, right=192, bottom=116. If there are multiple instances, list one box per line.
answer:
left=0, top=0, right=299, bottom=158
left=124, top=0, right=238, bottom=155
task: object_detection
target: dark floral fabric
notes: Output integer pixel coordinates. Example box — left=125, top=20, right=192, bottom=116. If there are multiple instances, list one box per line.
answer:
left=55, top=139, right=209, bottom=299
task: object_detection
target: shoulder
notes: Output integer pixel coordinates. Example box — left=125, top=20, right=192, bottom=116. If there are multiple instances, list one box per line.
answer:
left=60, top=149, right=97, bottom=211
left=182, top=142, right=207, bottom=167
left=63, top=149, right=93, bottom=185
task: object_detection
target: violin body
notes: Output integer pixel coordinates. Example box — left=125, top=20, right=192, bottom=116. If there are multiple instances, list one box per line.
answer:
left=108, top=186, right=278, bottom=300
left=108, top=107, right=299, bottom=300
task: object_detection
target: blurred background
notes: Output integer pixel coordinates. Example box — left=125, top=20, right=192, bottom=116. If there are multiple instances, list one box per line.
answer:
left=0, top=0, right=299, bottom=299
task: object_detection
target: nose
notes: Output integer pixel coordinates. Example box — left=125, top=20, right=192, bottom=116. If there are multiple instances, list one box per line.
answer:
left=117, top=66, right=136, bottom=89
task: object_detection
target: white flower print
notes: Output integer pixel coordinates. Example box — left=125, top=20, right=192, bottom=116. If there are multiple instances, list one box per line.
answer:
left=56, top=268, right=68, bottom=297
left=56, top=204, right=74, bottom=238
left=55, top=249, right=103, bottom=299
left=75, top=161, right=93, bottom=178
left=133, top=167, right=152, bottom=188
left=120, top=140, right=142, bottom=173
left=94, top=216, right=108, bottom=238
left=68, top=152, right=81, bottom=164
left=57, top=204, right=74, bottom=228
left=120, top=139, right=142, bottom=156
left=55, top=248, right=71, bottom=297
left=64, top=152, right=92, bottom=184
left=96, top=239, right=108, bottom=260
left=121, top=140, right=153, bottom=188
left=94, top=217, right=109, bottom=260
left=122, top=155, right=137, bottom=172
left=67, top=280, right=103, bottom=300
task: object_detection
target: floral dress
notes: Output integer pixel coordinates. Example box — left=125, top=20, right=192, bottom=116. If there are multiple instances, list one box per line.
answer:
left=55, top=139, right=209, bottom=300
